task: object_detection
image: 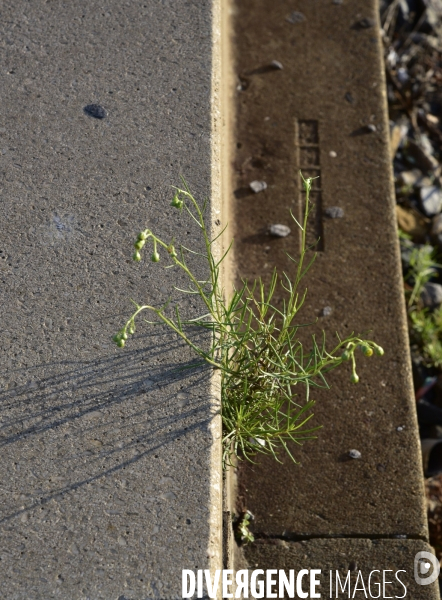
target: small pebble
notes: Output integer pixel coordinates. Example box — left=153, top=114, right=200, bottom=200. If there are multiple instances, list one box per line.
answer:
left=269, top=224, right=291, bottom=237
left=397, top=169, right=422, bottom=187
left=357, top=17, right=375, bottom=28
left=349, top=561, right=357, bottom=571
left=270, top=60, right=283, bottom=70
left=396, top=426, right=404, bottom=432
left=345, top=92, right=355, bottom=104
left=397, top=67, right=409, bottom=85
left=431, top=213, right=442, bottom=236
left=322, top=306, right=332, bottom=317
left=420, top=185, right=442, bottom=217
left=348, top=449, right=361, bottom=459
left=249, top=180, right=267, bottom=193
left=286, top=11, right=306, bottom=24
left=329, top=150, right=337, bottom=158
left=325, top=206, right=344, bottom=219
left=84, top=104, right=106, bottom=119
left=366, top=123, right=377, bottom=132
left=421, top=282, right=442, bottom=309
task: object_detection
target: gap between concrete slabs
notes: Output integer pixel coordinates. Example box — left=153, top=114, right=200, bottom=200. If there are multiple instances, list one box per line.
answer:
left=0, top=0, right=229, bottom=597
left=228, top=0, right=441, bottom=595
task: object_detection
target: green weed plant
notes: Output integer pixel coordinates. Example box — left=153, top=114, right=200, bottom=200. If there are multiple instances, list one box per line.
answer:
left=403, top=236, right=442, bottom=368
left=114, top=175, right=384, bottom=468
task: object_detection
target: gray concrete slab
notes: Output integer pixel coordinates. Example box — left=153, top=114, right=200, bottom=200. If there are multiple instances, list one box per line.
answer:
left=0, top=0, right=222, bottom=597
left=243, top=538, right=440, bottom=599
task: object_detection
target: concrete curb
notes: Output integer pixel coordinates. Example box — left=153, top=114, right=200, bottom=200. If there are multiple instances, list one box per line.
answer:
left=229, top=0, right=441, bottom=596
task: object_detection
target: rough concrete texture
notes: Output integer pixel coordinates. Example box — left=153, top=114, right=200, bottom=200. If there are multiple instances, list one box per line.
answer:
left=232, top=0, right=429, bottom=540
left=0, top=1, right=222, bottom=598
left=243, top=538, right=440, bottom=599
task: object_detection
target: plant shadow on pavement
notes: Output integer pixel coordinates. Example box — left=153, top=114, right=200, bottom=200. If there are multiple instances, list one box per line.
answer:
left=0, top=328, right=216, bottom=524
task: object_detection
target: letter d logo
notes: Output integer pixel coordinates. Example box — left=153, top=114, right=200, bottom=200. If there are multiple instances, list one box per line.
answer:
left=414, top=551, right=440, bottom=586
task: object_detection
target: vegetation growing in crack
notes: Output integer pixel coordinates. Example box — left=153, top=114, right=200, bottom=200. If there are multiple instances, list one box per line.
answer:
left=114, top=174, right=384, bottom=468
left=401, top=231, right=442, bottom=368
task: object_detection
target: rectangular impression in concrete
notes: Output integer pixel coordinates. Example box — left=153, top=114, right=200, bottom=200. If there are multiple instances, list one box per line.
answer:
left=0, top=0, right=226, bottom=597
left=243, top=538, right=440, bottom=599
left=232, top=0, right=429, bottom=542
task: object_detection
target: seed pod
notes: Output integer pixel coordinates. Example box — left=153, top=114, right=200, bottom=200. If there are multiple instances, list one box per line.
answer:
left=171, top=194, right=183, bottom=210
left=167, top=244, right=177, bottom=258
left=134, top=240, right=145, bottom=251
left=138, top=231, right=148, bottom=241
left=117, top=339, right=125, bottom=348
left=341, top=350, right=351, bottom=361
left=151, top=251, right=160, bottom=263
left=122, top=332, right=128, bottom=340
left=350, top=372, right=359, bottom=384
left=128, top=325, right=135, bottom=335
left=359, top=344, right=373, bottom=357
left=133, top=251, right=142, bottom=262
left=373, top=344, right=384, bottom=356
left=112, top=334, right=121, bottom=343
left=303, top=178, right=312, bottom=193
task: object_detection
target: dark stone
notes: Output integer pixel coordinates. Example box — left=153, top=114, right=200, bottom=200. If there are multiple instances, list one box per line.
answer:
left=83, top=104, right=106, bottom=119
left=421, top=282, right=442, bottom=309
left=354, top=17, right=376, bottom=29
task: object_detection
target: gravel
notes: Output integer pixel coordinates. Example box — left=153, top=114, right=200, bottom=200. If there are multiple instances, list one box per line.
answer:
left=269, top=224, right=291, bottom=237
left=325, top=206, right=344, bottom=218
left=421, top=282, right=442, bottom=309
left=249, top=180, right=267, bottom=193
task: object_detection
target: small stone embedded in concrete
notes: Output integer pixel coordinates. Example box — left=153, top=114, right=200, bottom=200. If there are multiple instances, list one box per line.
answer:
left=348, top=449, right=361, bottom=459
left=396, top=426, right=404, bottom=432
left=366, top=123, right=377, bottom=133
left=83, top=104, right=106, bottom=119
left=329, top=150, right=337, bottom=158
left=270, top=60, right=283, bottom=70
left=249, top=180, right=267, bottom=193
left=349, top=561, right=358, bottom=571
left=357, top=17, right=375, bottom=28
left=421, top=282, right=442, bottom=309
left=420, top=185, right=442, bottom=216
left=286, top=11, right=306, bottom=24
left=325, top=206, right=344, bottom=219
left=322, top=306, right=332, bottom=317
left=269, top=224, right=291, bottom=237
left=333, top=0, right=343, bottom=4
left=160, top=492, right=177, bottom=501
left=345, top=92, right=355, bottom=104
